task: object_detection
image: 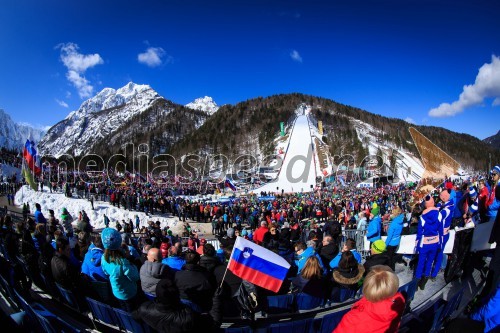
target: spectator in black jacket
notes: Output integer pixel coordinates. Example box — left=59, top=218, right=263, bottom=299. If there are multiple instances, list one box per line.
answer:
left=51, top=237, right=81, bottom=290
left=133, top=278, right=223, bottom=333
left=318, top=235, right=339, bottom=271
left=199, top=244, right=221, bottom=274
left=363, top=240, right=391, bottom=275
left=174, top=251, right=216, bottom=312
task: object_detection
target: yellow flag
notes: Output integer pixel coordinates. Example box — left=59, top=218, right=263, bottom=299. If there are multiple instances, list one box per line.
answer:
left=23, top=166, right=38, bottom=191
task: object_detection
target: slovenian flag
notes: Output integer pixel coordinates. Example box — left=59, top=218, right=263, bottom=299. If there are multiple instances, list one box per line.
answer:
left=228, top=237, right=290, bottom=293
left=23, top=140, right=41, bottom=175
left=225, top=178, right=237, bottom=191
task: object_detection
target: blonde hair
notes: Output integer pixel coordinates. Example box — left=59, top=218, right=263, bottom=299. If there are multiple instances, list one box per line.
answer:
left=301, top=256, right=322, bottom=280
left=362, top=265, right=399, bottom=303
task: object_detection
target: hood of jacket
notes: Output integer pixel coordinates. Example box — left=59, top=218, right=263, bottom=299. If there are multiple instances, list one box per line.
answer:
left=141, top=260, right=167, bottom=279
left=88, top=247, right=104, bottom=267
left=333, top=264, right=365, bottom=285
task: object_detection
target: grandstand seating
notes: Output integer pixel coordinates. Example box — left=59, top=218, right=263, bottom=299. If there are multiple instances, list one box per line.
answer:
left=317, top=308, right=350, bottom=333
left=86, top=297, right=121, bottom=330
left=114, top=306, right=153, bottom=333
left=55, top=282, right=82, bottom=312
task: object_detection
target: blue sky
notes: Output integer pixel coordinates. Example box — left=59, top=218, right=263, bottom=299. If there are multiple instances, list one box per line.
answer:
left=1, top=0, right=499, bottom=139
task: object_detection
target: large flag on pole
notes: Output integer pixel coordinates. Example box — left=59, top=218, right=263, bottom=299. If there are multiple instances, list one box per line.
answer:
left=228, top=237, right=290, bottom=293
left=22, top=140, right=41, bottom=175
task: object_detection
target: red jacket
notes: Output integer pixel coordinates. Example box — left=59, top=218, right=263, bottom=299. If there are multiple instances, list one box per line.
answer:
left=160, top=242, right=170, bottom=258
left=253, top=226, right=269, bottom=245
left=333, top=292, right=405, bottom=333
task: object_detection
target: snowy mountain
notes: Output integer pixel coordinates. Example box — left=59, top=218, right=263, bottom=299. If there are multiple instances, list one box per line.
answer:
left=39, top=82, right=162, bottom=156
left=185, top=96, right=219, bottom=115
left=169, top=93, right=496, bottom=174
left=39, top=82, right=211, bottom=158
left=484, top=130, right=500, bottom=150
left=0, top=108, right=46, bottom=150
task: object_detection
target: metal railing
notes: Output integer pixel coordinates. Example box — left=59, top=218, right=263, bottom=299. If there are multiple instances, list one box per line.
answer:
left=340, top=229, right=370, bottom=259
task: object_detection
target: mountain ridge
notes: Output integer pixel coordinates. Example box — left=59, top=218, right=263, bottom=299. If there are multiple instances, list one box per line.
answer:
left=0, top=109, right=46, bottom=150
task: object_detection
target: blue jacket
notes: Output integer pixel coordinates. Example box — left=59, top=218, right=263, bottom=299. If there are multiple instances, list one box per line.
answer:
left=101, top=255, right=139, bottom=301
left=329, top=249, right=362, bottom=269
left=385, top=214, right=404, bottom=247
left=453, top=191, right=464, bottom=218
left=416, top=208, right=442, bottom=249
left=162, top=256, right=186, bottom=271
left=470, top=283, right=500, bottom=332
left=487, top=185, right=499, bottom=218
left=295, top=247, right=324, bottom=275
left=81, top=245, right=108, bottom=282
left=366, top=216, right=382, bottom=242
left=34, top=210, right=47, bottom=224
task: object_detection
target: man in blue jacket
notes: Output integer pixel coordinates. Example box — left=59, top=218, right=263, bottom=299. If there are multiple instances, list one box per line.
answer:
left=34, top=203, right=47, bottom=224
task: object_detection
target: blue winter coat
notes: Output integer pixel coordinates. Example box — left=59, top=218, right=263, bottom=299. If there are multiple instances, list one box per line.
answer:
left=385, top=214, right=404, bottom=247
left=470, top=283, right=500, bottom=332
left=81, top=245, right=108, bottom=282
left=329, top=250, right=362, bottom=269
left=162, top=256, right=186, bottom=271
left=366, top=216, right=382, bottom=242
left=295, top=247, right=324, bottom=275
left=101, top=255, right=139, bottom=301
left=34, top=210, right=47, bottom=224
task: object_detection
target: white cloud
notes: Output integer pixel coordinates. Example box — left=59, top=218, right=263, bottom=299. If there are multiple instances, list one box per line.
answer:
left=138, top=47, right=171, bottom=67
left=290, top=50, right=303, bottom=63
left=55, top=99, right=69, bottom=108
left=57, top=43, right=104, bottom=99
left=65, top=91, right=72, bottom=99
left=405, top=117, right=416, bottom=124
left=429, top=55, right=500, bottom=117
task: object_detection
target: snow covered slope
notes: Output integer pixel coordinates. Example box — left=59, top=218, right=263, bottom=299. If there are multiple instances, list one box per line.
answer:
left=15, top=185, right=182, bottom=232
left=39, top=82, right=161, bottom=156
left=185, top=96, right=219, bottom=115
left=0, top=109, right=46, bottom=150
left=256, top=112, right=317, bottom=193
left=351, top=117, right=424, bottom=182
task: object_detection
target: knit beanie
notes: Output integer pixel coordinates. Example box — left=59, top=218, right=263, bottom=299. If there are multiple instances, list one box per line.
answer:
left=227, top=228, right=235, bottom=238
left=101, top=228, right=122, bottom=250
left=371, top=240, right=387, bottom=254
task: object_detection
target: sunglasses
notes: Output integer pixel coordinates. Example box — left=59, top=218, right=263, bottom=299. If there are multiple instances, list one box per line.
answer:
left=492, top=173, right=499, bottom=176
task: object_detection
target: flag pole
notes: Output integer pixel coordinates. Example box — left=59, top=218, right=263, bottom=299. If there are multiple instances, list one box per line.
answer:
left=219, top=236, right=239, bottom=289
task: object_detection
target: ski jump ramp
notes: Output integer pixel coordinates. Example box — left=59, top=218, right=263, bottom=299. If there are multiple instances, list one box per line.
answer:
left=255, top=115, right=317, bottom=194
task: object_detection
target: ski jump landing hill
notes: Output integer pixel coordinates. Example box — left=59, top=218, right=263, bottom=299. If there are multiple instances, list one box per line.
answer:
left=256, top=111, right=318, bottom=194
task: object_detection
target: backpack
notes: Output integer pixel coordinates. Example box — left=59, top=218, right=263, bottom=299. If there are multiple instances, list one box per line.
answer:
left=233, top=280, right=259, bottom=316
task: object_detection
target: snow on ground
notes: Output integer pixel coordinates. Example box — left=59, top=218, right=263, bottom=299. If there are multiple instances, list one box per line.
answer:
left=351, top=118, right=424, bottom=182
left=255, top=114, right=317, bottom=193
left=14, top=185, right=183, bottom=233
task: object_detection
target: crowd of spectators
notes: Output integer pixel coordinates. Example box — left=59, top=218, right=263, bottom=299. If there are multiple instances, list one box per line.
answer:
left=1, top=165, right=499, bottom=332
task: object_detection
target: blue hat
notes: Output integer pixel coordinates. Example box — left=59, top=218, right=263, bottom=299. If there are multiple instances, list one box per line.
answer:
left=491, top=165, right=500, bottom=175
left=101, top=228, right=122, bottom=250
